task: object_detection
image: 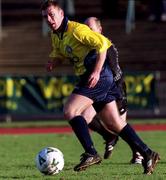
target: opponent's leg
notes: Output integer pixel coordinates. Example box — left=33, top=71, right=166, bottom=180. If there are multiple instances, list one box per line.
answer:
left=88, top=116, right=118, bottom=159
left=118, top=99, right=143, bottom=164
left=82, top=105, right=118, bottom=159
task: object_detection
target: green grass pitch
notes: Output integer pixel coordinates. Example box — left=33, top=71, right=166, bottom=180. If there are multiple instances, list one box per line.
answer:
left=0, top=131, right=165, bottom=179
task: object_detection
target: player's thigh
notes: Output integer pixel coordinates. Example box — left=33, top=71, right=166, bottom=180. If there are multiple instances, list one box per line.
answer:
left=99, top=101, right=127, bottom=132
left=81, top=105, right=96, bottom=123
left=64, top=93, right=93, bottom=120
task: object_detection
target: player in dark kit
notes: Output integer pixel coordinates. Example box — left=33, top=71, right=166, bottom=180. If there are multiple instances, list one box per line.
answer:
left=84, top=17, right=144, bottom=164
left=41, top=0, right=160, bottom=174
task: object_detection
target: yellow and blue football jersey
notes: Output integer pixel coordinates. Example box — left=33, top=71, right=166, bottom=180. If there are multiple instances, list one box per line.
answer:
left=50, top=18, right=112, bottom=76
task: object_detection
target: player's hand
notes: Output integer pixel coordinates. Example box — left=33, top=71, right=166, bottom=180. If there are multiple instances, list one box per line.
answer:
left=88, top=71, right=100, bottom=88
left=46, top=60, right=55, bottom=72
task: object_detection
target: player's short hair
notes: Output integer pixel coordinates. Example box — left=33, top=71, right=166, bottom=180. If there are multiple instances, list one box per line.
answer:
left=41, top=0, right=62, bottom=10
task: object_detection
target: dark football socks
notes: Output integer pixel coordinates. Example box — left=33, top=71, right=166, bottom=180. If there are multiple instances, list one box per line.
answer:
left=119, top=123, right=152, bottom=158
left=88, top=116, right=118, bottom=145
left=69, top=116, right=97, bottom=155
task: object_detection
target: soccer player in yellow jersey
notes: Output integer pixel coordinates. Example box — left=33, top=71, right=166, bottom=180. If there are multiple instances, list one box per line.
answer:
left=41, top=0, right=159, bottom=174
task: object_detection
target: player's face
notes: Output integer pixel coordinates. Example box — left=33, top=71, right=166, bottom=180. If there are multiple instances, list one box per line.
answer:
left=42, top=5, right=64, bottom=31
left=85, top=19, right=102, bottom=33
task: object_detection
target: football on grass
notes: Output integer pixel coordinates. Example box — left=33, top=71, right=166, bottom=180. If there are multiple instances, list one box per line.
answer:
left=35, top=147, right=64, bottom=175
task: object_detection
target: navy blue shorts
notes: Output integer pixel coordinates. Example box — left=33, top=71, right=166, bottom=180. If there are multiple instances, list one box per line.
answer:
left=73, top=75, right=122, bottom=113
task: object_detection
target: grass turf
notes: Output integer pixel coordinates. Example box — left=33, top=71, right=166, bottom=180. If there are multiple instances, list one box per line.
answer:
left=0, top=131, right=165, bottom=179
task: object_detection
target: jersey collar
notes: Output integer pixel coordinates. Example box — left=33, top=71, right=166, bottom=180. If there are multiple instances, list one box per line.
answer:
left=53, top=16, right=68, bottom=39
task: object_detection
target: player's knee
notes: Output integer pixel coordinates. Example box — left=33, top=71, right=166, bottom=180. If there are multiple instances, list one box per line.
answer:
left=63, top=106, right=79, bottom=120
left=63, top=109, right=73, bottom=120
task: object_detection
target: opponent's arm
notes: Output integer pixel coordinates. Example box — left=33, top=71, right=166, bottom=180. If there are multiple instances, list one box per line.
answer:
left=107, top=44, right=122, bottom=82
left=108, top=44, right=119, bottom=64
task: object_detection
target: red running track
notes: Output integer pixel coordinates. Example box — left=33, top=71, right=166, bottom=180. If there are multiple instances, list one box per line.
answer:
left=0, top=124, right=166, bottom=135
